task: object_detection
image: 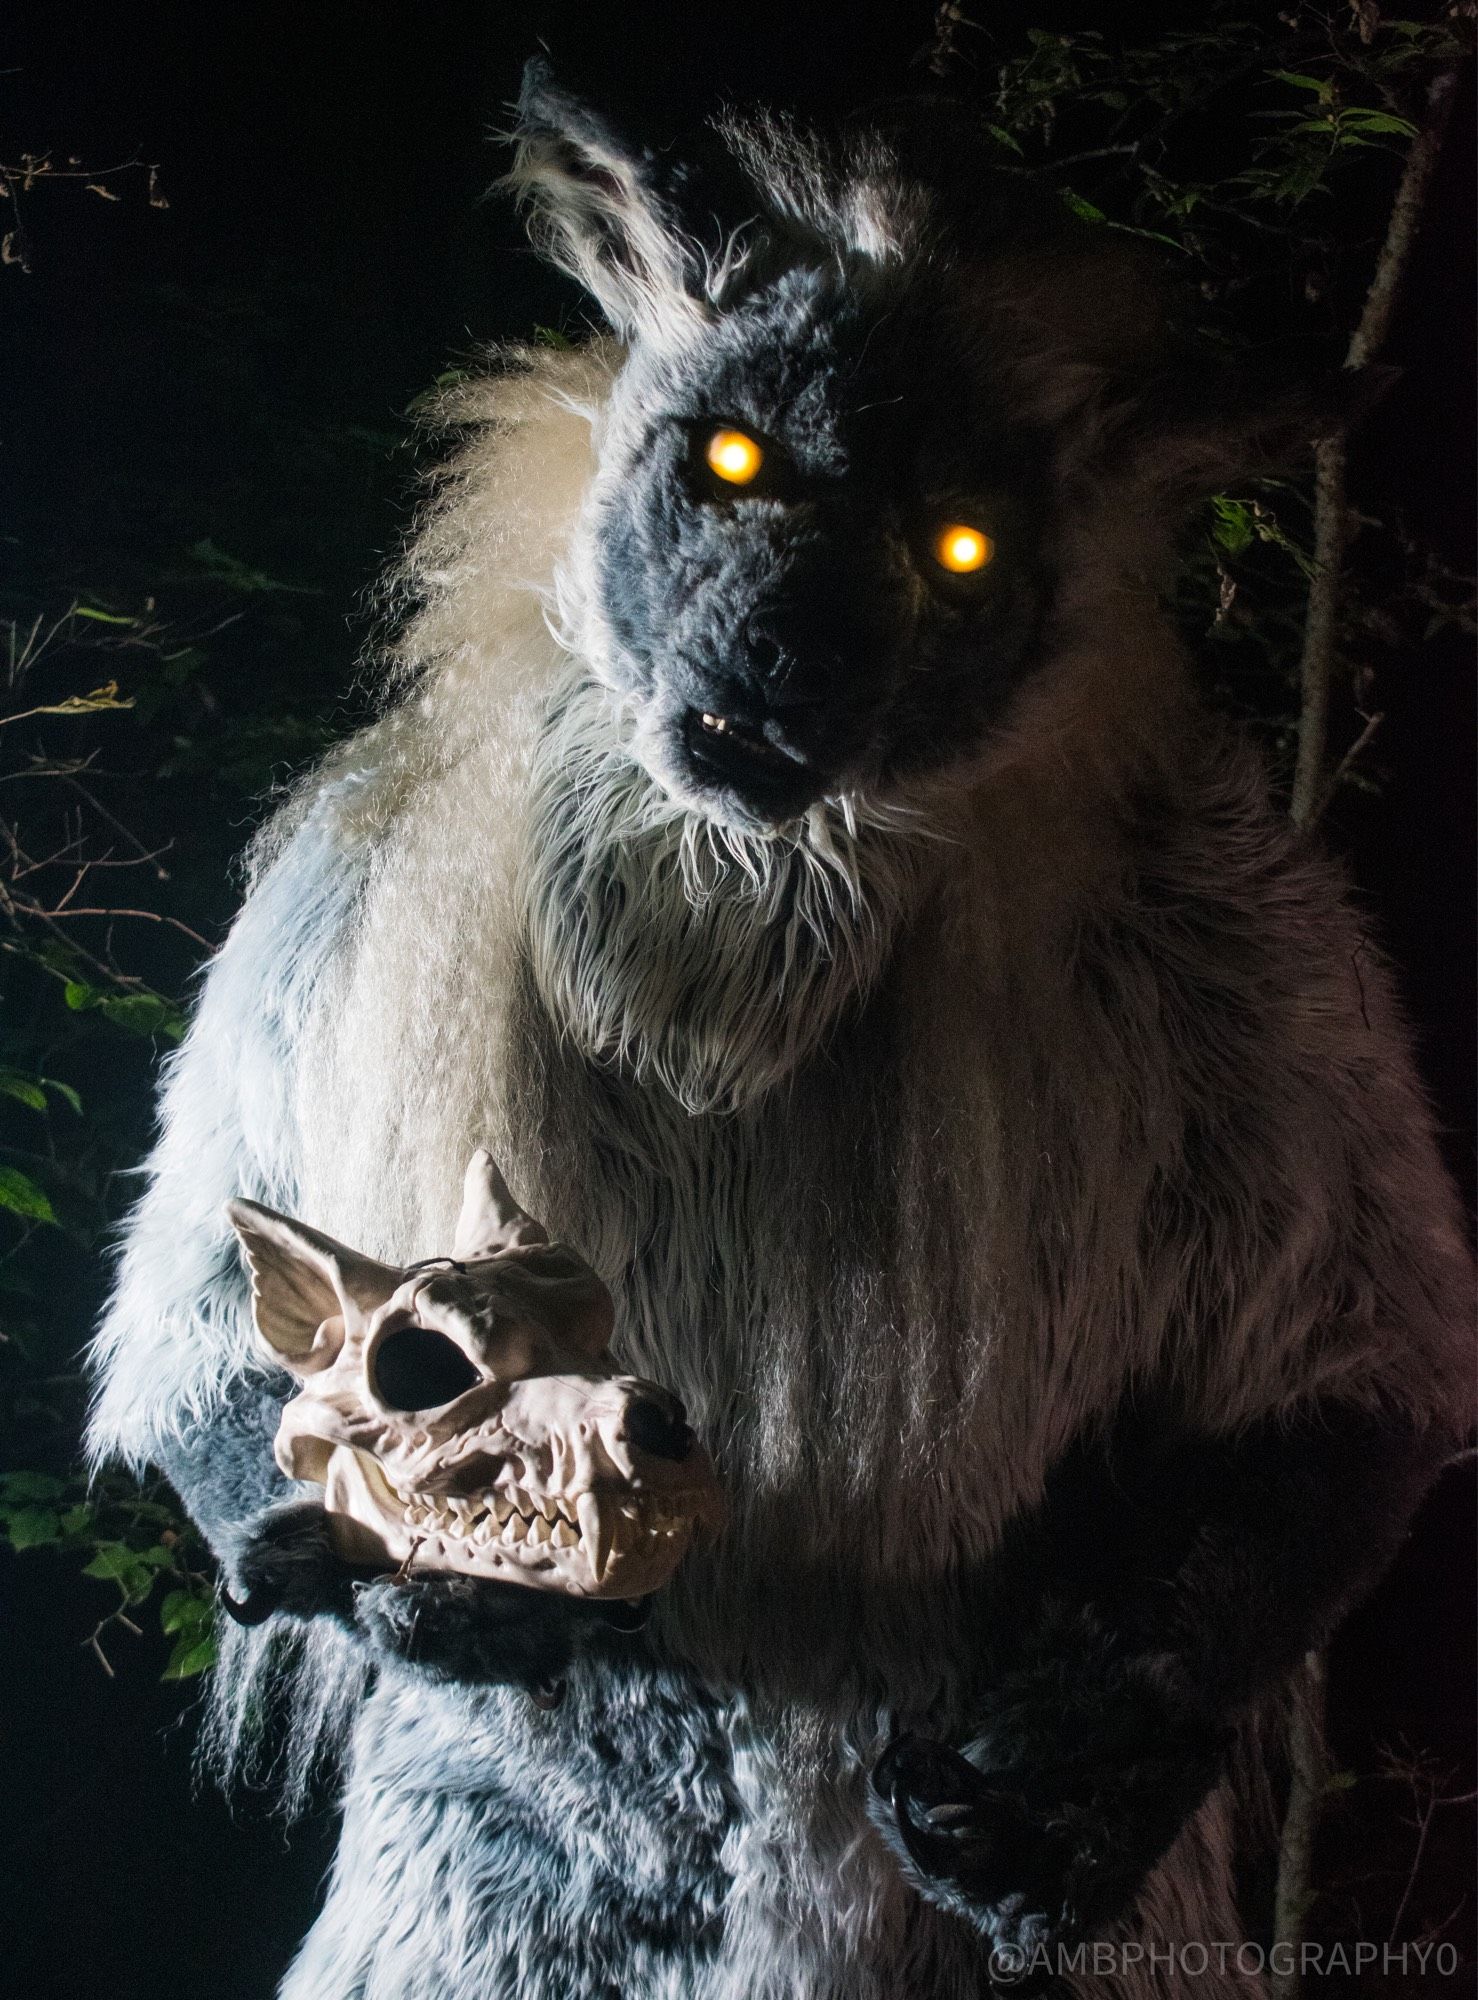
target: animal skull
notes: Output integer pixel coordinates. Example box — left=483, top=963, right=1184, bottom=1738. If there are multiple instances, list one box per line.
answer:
left=226, top=1151, right=723, bottom=1599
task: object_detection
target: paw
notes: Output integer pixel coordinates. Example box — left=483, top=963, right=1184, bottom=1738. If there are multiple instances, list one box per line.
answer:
left=353, top=1571, right=591, bottom=1689
left=871, top=1734, right=1076, bottom=1982
left=224, top=1498, right=651, bottom=1690
left=871, top=1726, right=1227, bottom=1985
left=223, top=1498, right=375, bottom=1627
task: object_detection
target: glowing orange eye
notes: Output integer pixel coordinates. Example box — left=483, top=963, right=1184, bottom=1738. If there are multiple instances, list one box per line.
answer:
left=705, top=428, right=765, bottom=486
left=934, top=524, right=995, bottom=574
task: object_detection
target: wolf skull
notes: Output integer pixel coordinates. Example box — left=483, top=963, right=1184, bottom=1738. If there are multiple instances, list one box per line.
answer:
left=226, top=1151, right=723, bottom=1599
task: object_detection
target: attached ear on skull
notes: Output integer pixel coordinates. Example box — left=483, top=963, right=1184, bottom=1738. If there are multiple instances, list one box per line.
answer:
left=453, top=1150, right=551, bottom=1262
left=509, top=59, right=710, bottom=347
left=225, top=1198, right=401, bottom=1374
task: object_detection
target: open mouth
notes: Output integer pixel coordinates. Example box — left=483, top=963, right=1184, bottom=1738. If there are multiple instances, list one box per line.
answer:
left=682, top=708, right=818, bottom=810
left=396, top=1477, right=694, bottom=1585
left=334, top=1444, right=700, bottom=1592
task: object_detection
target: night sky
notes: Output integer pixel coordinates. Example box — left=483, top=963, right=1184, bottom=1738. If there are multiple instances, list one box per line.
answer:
left=3, top=7, right=1472, bottom=1997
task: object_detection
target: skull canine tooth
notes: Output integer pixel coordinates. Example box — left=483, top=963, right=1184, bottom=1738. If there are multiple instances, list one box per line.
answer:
left=576, top=1491, right=615, bottom=1583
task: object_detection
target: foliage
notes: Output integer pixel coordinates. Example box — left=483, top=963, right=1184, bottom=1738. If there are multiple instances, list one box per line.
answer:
left=0, top=1466, right=215, bottom=1677
left=934, top=0, right=1474, bottom=782
left=1, top=274, right=399, bottom=1674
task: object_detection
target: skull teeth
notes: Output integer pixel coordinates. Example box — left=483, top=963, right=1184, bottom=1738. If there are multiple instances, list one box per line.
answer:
left=390, top=1481, right=684, bottom=1577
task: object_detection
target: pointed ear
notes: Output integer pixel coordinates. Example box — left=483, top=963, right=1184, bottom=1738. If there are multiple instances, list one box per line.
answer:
left=225, top=1199, right=401, bottom=1372
left=508, top=59, right=708, bottom=347
left=453, top=1150, right=550, bottom=1262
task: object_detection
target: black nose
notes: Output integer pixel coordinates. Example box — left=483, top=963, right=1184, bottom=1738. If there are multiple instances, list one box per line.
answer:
left=743, top=605, right=840, bottom=708
left=626, top=1397, right=694, bottom=1462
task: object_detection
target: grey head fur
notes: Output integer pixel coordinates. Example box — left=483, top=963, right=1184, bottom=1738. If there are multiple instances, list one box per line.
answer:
left=510, top=66, right=1340, bottom=1113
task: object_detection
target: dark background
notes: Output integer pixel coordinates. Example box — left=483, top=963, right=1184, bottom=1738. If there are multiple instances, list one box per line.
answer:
left=2, top=5, right=1472, bottom=1996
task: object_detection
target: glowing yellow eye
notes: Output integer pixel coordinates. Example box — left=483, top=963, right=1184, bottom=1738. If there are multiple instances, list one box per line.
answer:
left=705, top=428, right=764, bottom=486
left=934, top=524, right=994, bottom=574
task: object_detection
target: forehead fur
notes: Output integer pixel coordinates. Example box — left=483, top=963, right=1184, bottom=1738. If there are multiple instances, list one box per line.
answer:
left=509, top=68, right=1180, bottom=441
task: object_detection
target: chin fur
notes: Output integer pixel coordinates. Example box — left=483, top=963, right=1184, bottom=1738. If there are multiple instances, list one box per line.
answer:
left=520, top=673, right=937, bottom=1114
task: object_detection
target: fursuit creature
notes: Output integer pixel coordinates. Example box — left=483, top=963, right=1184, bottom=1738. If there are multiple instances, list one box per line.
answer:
left=89, top=64, right=1472, bottom=2000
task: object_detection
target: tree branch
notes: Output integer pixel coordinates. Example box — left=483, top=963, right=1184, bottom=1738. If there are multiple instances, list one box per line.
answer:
left=1272, top=1651, right=1330, bottom=2000
left=1289, top=64, right=1462, bottom=828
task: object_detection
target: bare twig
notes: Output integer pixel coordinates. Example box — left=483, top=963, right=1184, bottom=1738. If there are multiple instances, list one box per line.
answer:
left=1305, top=707, right=1385, bottom=829
left=1272, top=1651, right=1330, bottom=2000
left=1290, top=65, right=1462, bottom=826
left=2, top=892, right=210, bottom=949
left=61, top=774, right=173, bottom=880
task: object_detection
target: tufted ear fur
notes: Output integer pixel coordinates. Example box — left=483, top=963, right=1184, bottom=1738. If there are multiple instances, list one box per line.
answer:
left=226, top=1199, right=400, bottom=1373
left=509, top=59, right=710, bottom=348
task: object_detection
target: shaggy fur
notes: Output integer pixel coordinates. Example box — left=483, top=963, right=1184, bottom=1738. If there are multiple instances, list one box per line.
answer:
left=89, top=71, right=1471, bottom=2000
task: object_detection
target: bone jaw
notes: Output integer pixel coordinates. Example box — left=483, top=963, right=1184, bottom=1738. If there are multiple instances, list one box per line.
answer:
left=232, top=1148, right=724, bottom=1600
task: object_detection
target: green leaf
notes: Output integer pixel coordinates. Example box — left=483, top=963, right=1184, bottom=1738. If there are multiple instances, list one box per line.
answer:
left=73, top=605, right=138, bottom=626
left=1061, top=189, right=1107, bottom=224
left=0, top=1072, right=49, bottom=1112
left=82, top=1545, right=158, bottom=1602
left=160, top=1587, right=209, bottom=1635
left=22, top=682, right=133, bottom=717
left=42, top=1079, right=82, bottom=1115
left=984, top=123, right=1025, bottom=157
left=63, top=965, right=188, bottom=1038
left=4, top=1507, right=62, bottom=1549
left=188, top=539, right=320, bottom=596
left=1268, top=70, right=1330, bottom=95
left=1324, top=1769, right=1359, bottom=1793
left=1210, top=497, right=1255, bottom=555
left=93, top=991, right=188, bottom=1041
left=162, top=1632, right=218, bottom=1680
left=1341, top=111, right=1417, bottom=138
left=82, top=1543, right=137, bottom=1581
left=0, top=1167, right=57, bottom=1225
left=0, top=1471, right=67, bottom=1502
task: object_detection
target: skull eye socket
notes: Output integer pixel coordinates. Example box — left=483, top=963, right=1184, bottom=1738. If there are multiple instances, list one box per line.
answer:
left=372, top=1324, right=481, bottom=1412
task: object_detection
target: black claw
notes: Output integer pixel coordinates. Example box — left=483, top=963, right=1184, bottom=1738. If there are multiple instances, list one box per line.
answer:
left=599, top=1596, right=652, bottom=1632
left=924, top=1800, right=977, bottom=1830
left=221, top=1583, right=280, bottom=1627
left=871, top=1731, right=914, bottom=1801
